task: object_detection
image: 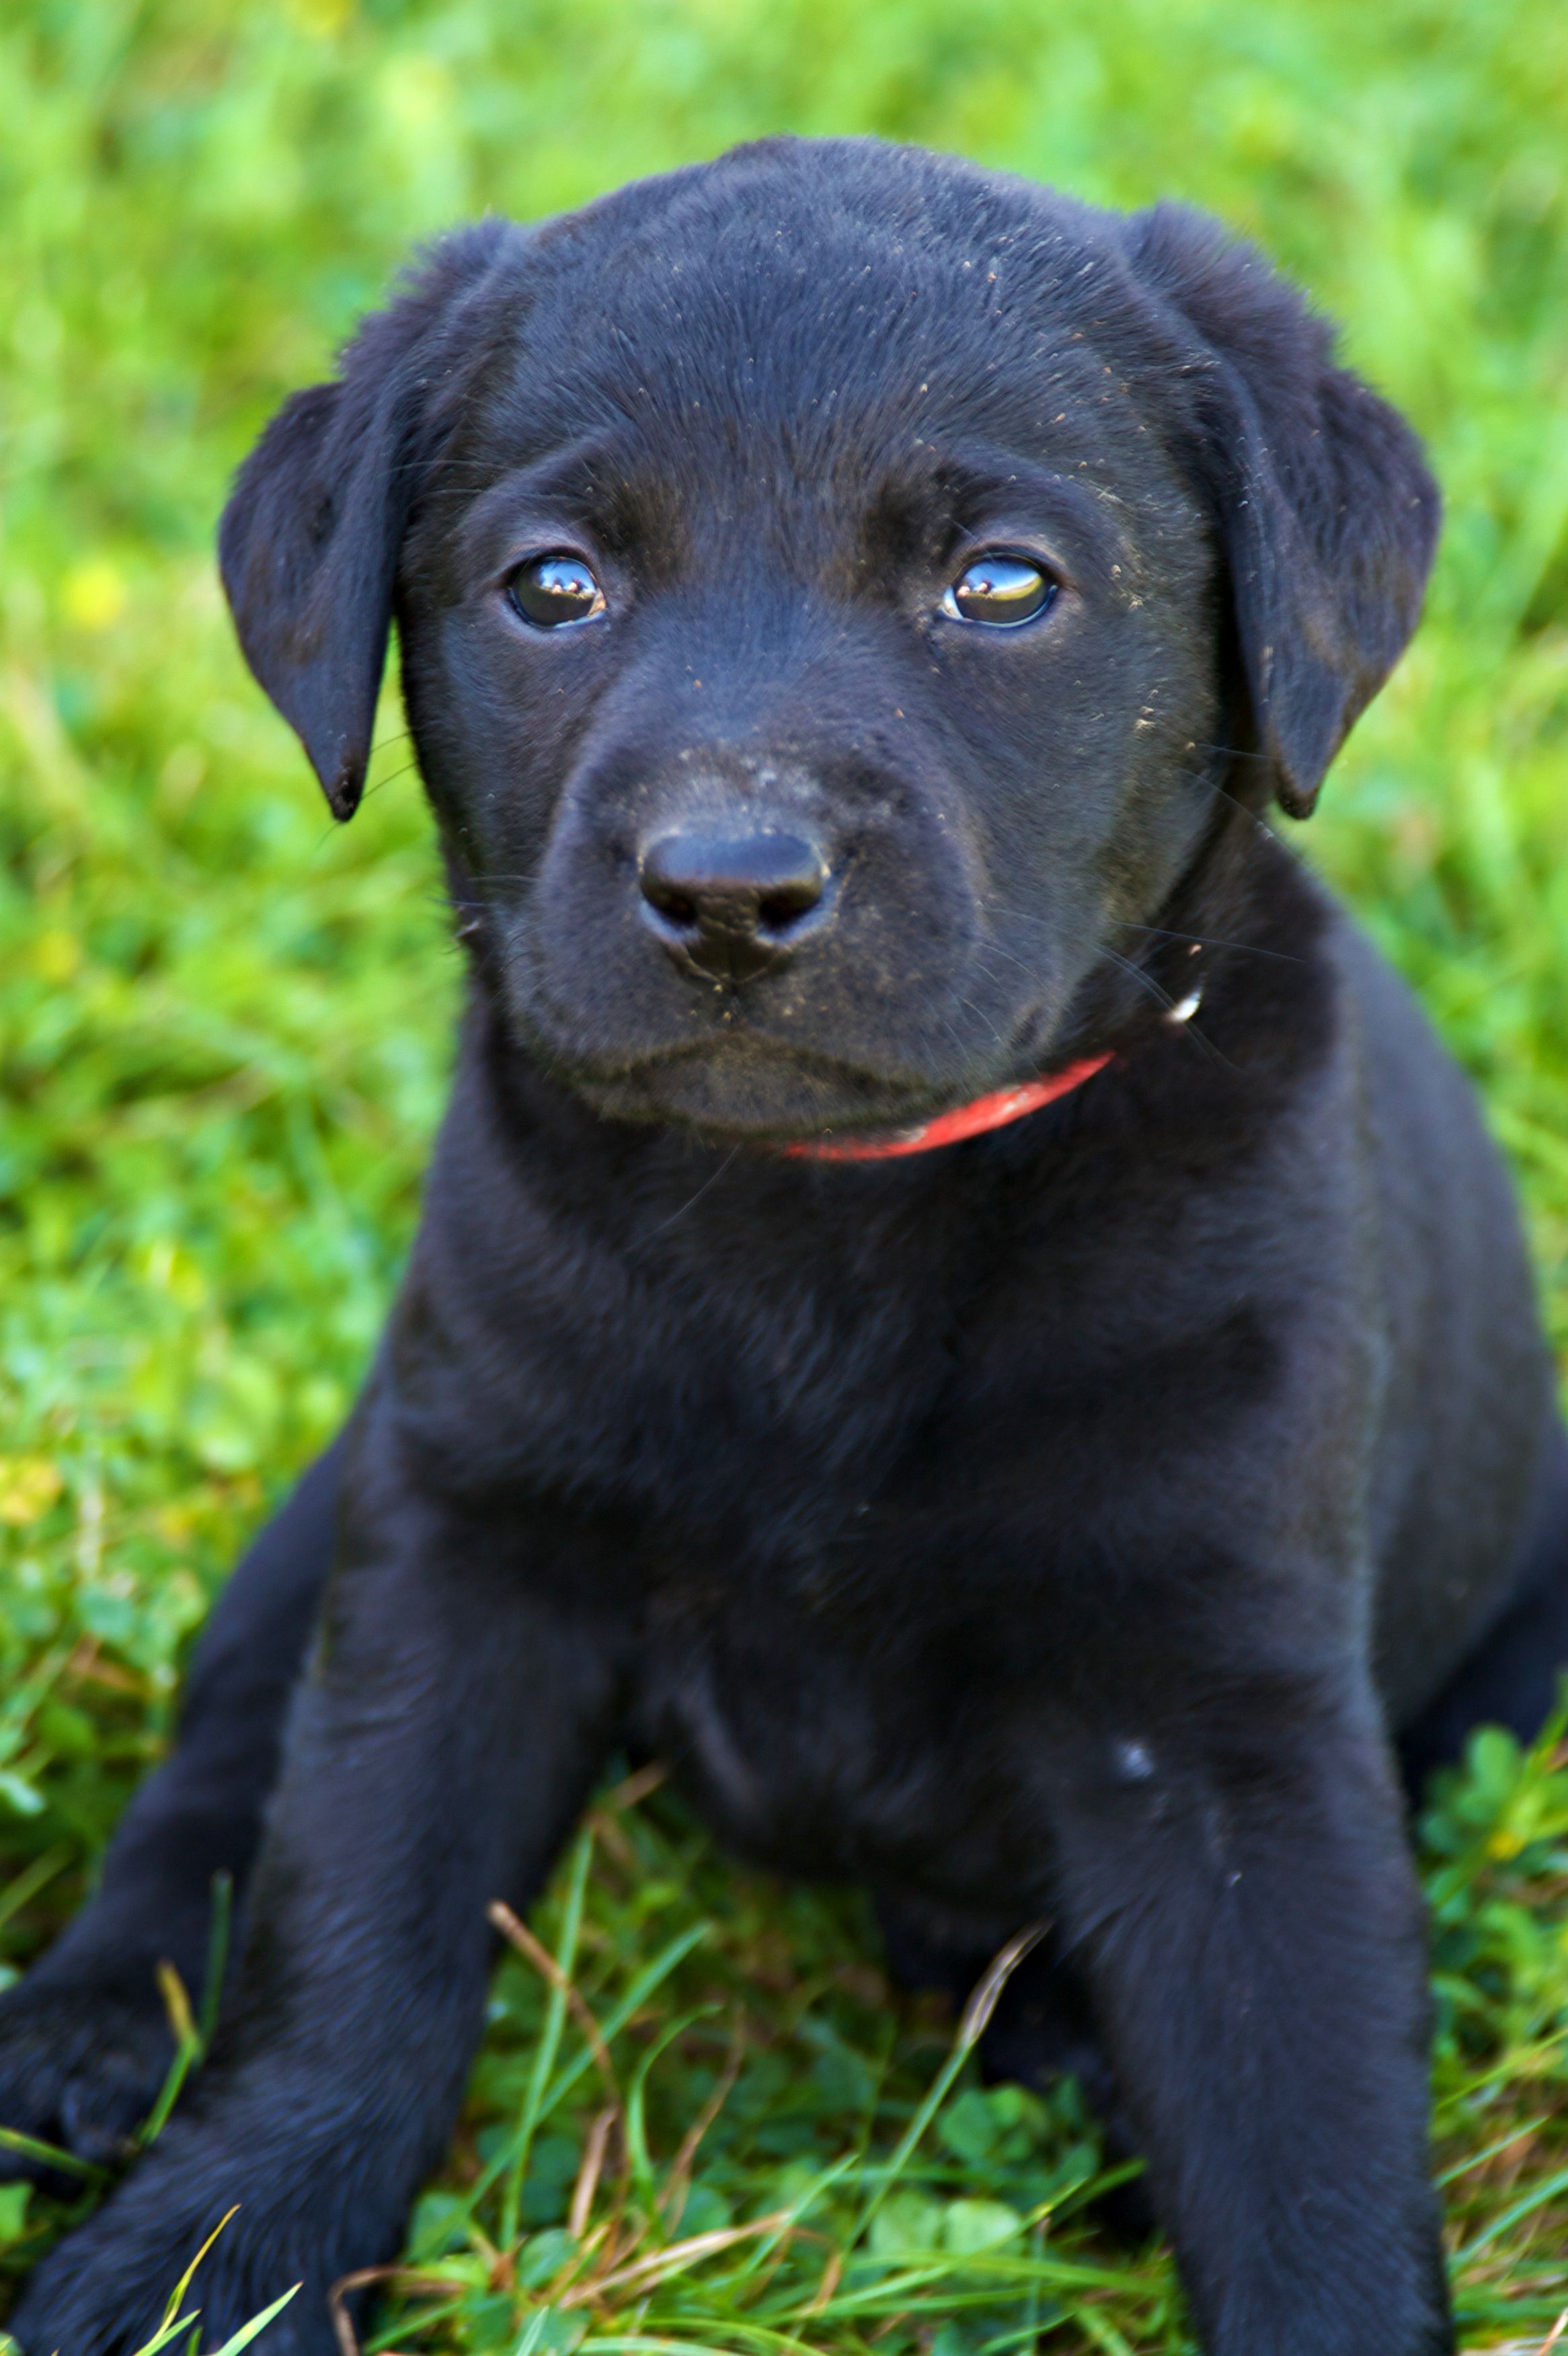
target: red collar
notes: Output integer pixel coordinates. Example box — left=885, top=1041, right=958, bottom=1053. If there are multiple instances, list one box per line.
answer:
left=781, top=1051, right=1115, bottom=1163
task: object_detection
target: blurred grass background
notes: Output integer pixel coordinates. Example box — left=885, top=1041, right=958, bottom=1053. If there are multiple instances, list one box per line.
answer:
left=3, top=1, right=1568, bottom=2347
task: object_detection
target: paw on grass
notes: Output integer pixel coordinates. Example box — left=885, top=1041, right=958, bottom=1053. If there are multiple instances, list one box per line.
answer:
left=0, top=2205, right=298, bottom=2356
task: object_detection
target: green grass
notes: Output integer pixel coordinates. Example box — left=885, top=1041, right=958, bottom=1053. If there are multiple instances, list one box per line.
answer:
left=2, top=0, right=1568, bottom=2347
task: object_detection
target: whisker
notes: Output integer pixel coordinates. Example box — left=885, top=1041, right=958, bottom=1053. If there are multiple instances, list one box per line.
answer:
left=971, top=937, right=1044, bottom=982
left=639, top=1147, right=740, bottom=1242
left=952, top=992, right=1009, bottom=1054
left=1100, top=949, right=1237, bottom=1074
left=1185, top=769, right=1281, bottom=845
left=356, top=758, right=421, bottom=802
left=984, top=891, right=1296, bottom=968
left=1111, top=922, right=1303, bottom=968
left=1099, top=945, right=1176, bottom=1015
left=1189, top=739, right=1273, bottom=769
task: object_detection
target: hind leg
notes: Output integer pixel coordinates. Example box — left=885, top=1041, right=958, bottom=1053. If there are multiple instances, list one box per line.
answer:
left=0, top=1439, right=344, bottom=2174
left=1397, top=1417, right=1568, bottom=1800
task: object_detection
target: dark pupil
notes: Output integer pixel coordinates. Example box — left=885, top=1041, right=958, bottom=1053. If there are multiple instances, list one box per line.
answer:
left=512, top=555, right=601, bottom=626
left=951, top=555, right=1052, bottom=625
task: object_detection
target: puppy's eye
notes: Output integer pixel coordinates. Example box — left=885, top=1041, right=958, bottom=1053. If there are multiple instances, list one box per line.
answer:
left=508, top=554, right=606, bottom=628
left=941, top=553, right=1056, bottom=628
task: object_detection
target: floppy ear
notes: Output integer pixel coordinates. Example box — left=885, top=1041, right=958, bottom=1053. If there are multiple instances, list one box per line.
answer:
left=1124, top=206, right=1441, bottom=817
left=219, top=221, right=517, bottom=818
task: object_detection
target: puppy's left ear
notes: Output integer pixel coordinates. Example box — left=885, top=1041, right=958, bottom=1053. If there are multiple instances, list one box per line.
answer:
left=219, top=221, right=517, bottom=818
left=1125, top=207, right=1441, bottom=817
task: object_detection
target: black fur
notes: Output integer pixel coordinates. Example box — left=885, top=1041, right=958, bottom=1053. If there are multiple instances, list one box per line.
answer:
left=5, top=137, right=1562, bottom=2356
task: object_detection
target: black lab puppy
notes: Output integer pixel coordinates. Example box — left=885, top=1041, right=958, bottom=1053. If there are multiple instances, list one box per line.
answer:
left=7, top=136, right=1568, bottom=2356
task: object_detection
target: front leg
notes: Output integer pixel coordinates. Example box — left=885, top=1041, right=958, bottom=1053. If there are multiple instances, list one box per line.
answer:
left=1045, top=1661, right=1449, bottom=2356
left=11, top=1418, right=623, bottom=2356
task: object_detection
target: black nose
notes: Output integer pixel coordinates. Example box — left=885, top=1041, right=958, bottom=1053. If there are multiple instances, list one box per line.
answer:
left=639, top=829, right=830, bottom=984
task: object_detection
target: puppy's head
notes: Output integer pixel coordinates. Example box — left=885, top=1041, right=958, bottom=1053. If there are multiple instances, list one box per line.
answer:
left=220, top=139, right=1438, bottom=1142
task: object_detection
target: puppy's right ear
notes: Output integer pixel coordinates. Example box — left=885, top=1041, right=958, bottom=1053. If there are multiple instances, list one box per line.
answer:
left=219, top=221, right=516, bottom=818
left=1122, top=206, right=1440, bottom=819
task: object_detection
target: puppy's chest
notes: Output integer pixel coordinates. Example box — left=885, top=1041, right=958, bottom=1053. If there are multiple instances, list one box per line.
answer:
left=626, top=1548, right=1055, bottom=1897
left=575, top=1267, right=962, bottom=1540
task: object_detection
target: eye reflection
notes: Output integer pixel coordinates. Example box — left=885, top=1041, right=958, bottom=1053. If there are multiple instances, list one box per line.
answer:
left=508, top=553, right=607, bottom=628
left=942, top=553, right=1056, bottom=628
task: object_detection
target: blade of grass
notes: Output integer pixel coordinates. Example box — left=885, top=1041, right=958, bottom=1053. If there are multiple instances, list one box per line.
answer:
left=570, top=2101, right=621, bottom=2239
left=131, top=2205, right=242, bottom=2353
left=660, top=2004, right=744, bottom=2227
left=808, top=2248, right=1159, bottom=2314
left=1453, top=2163, right=1568, bottom=2262
left=140, top=1959, right=202, bottom=2144
left=577, top=2328, right=824, bottom=2356
left=560, top=2207, right=793, bottom=2306
left=1437, top=2117, right=1551, bottom=2185
left=498, top=1828, right=595, bottom=2250
left=409, top=1914, right=714, bottom=2269
left=0, top=2123, right=110, bottom=2183
left=621, top=2005, right=720, bottom=2213
left=489, top=1897, right=619, bottom=2104
left=0, top=1844, right=73, bottom=1935
left=206, top=2286, right=301, bottom=2356
left=1434, top=2030, right=1568, bottom=2119
left=536, top=1920, right=712, bottom=2126
left=198, top=1869, right=233, bottom=2053
left=1076, top=2305, right=1140, bottom=2356
left=848, top=1926, right=1045, bottom=2249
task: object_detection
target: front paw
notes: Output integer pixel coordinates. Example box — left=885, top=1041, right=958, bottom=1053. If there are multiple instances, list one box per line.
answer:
left=9, top=2124, right=366, bottom=2356
left=0, top=1970, right=175, bottom=2179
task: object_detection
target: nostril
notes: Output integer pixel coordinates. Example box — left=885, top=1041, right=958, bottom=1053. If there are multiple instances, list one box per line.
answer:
left=756, top=872, right=826, bottom=931
left=641, top=873, right=699, bottom=927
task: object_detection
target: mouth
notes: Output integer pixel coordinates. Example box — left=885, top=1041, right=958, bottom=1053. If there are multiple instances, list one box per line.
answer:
left=507, top=930, right=1073, bottom=1149
left=543, top=1027, right=1084, bottom=1152
left=561, top=1036, right=950, bottom=1143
